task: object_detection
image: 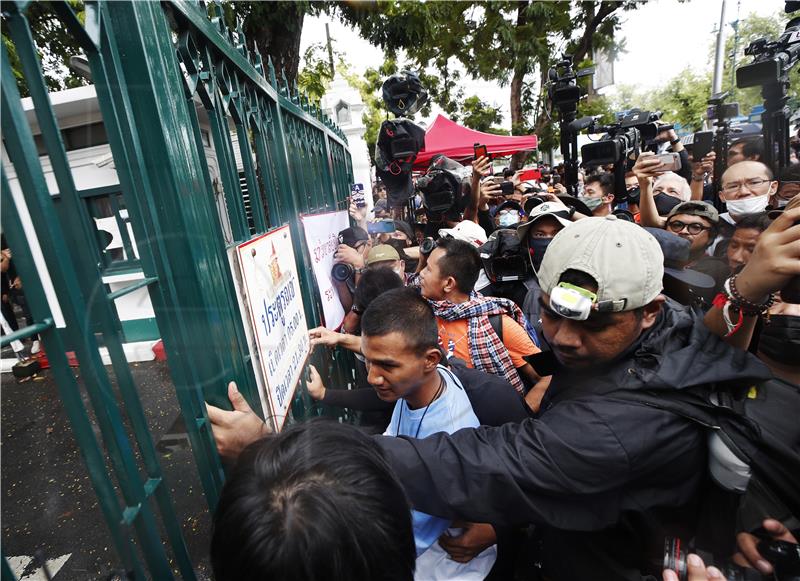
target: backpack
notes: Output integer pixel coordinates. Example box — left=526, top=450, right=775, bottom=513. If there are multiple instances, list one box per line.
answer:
left=607, top=377, right=800, bottom=530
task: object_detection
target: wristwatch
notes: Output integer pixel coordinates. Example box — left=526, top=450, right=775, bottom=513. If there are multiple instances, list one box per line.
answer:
left=669, top=138, right=681, bottom=145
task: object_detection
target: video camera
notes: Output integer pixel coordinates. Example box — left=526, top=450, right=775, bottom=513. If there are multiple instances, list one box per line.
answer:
left=580, top=110, right=672, bottom=202
left=581, top=110, right=670, bottom=167
left=707, top=91, right=740, bottom=202
left=546, top=54, right=594, bottom=196
left=734, top=1, right=800, bottom=174
left=416, top=155, right=471, bottom=215
left=707, top=92, right=740, bottom=122
left=736, top=23, right=800, bottom=89
left=547, top=55, right=593, bottom=117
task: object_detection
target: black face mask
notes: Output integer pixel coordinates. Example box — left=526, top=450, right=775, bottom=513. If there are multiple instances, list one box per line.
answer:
left=627, top=186, right=641, bottom=206
left=653, top=192, right=682, bottom=216
left=758, top=315, right=800, bottom=366
left=528, top=237, right=552, bottom=270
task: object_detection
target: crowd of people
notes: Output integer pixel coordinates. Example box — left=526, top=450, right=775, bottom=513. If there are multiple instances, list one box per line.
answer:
left=206, top=124, right=800, bottom=581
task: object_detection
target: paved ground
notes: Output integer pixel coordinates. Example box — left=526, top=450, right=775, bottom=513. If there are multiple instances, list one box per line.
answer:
left=2, top=351, right=214, bottom=580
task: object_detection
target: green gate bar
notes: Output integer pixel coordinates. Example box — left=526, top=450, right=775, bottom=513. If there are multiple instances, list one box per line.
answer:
left=2, top=0, right=356, bottom=576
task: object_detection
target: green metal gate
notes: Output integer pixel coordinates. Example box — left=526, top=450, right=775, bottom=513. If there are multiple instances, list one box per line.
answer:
left=1, top=0, right=356, bottom=577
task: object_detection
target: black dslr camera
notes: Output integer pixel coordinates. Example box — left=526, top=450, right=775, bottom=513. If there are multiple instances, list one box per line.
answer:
left=331, top=262, right=355, bottom=282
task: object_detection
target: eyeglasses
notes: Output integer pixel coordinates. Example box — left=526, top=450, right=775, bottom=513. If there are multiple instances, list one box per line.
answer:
left=666, top=220, right=710, bottom=235
left=721, top=178, right=771, bottom=194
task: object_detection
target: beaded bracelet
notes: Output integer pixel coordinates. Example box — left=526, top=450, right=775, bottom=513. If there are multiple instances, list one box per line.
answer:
left=726, top=275, right=775, bottom=316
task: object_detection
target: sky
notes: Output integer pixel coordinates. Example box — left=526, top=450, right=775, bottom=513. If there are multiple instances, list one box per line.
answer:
left=300, top=0, right=786, bottom=127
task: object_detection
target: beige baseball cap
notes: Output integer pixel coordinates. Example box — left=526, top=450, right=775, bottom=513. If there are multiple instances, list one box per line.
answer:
left=366, top=244, right=400, bottom=266
left=538, top=215, right=664, bottom=312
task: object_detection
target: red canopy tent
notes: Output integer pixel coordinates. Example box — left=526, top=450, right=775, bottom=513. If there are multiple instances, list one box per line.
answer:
left=413, top=114, right=538, bottom=170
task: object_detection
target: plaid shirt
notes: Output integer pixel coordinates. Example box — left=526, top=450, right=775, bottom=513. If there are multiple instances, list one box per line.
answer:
left=428, top=293, right=538, bottom=394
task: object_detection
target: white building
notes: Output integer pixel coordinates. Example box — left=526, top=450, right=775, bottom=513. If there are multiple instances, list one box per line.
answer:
left=320, top=75, right=373, bottom=211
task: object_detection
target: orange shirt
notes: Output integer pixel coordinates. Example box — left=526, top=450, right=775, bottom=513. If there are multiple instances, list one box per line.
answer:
left=437, top=315, right=539, bottom=369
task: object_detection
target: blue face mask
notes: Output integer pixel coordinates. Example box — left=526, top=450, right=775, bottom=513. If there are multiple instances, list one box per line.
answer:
left=528, top=237, right=552, bottom=270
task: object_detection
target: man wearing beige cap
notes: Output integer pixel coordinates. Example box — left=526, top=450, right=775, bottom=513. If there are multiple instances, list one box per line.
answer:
left=373, top=216, right=770, bottom=580
left=364, top=244, right=406, bottom=282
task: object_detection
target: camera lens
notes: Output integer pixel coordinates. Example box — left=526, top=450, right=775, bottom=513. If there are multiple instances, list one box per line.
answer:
left=331, top=263, right=354, bottom=282
left=420, top=238, right=436, bottom=256
left=663, top=538, right=688, bottom=581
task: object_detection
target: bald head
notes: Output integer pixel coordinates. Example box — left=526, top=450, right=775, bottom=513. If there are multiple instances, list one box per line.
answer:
left=720, top=161, right=776, bottom=202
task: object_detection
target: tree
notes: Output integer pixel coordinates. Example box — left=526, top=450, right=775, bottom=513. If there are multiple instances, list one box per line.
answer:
left=2, top=1, right=88, bottom=98
left=223, top=1, right=327, bottom=85
left=650, top=68, right=713, bottom=131
left=461, top=96, right=507, bottom=134
left=333, top=1, right=641, bottom=168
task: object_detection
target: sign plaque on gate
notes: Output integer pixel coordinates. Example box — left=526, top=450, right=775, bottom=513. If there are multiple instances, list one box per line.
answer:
left=236, top=226, right=309, bottom=429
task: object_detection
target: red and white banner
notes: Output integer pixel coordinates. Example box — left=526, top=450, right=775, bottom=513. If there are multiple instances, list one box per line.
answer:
left=300, top=210, right=350, bottom=330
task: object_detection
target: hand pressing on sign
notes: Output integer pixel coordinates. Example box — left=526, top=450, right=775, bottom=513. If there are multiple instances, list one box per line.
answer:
left=206, top=382, right=269, bottom=461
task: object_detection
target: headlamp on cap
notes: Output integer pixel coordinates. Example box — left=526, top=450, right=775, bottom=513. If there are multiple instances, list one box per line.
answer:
left=549, top=282, right=629, bottom=320
left=549, top=283, right=597, bottom=321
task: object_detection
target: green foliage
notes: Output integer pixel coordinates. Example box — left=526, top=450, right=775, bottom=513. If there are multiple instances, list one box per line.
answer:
left=2, top=1, right=88, bottom=98
left=297, top=42, right=345, bottom=104
left=460, top=95, right=505, bottom=133
left=649, top=69, right=713, bottom=131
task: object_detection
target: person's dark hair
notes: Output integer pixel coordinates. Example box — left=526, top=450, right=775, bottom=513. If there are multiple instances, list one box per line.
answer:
left=730, top=136, right=764, bottom=161
left=734, top=212, right=771, bottom=234
left=778, top=162, right=800, bottom=183
left=585, top=173, right=615, bottom=197
left=361, top=287, right=439, bottom=355
left=354, top=267, right=404, bottom=313
left=502, top=167, right=515, bottom=179
left=433, top=237, right=481, bottom=293
left=558, top=269, right=645, bottom=322
left=211, top=419, right=415, bottom=581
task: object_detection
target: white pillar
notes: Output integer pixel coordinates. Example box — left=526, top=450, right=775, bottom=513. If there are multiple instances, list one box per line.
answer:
left=321, top=76, right=374, bottom=215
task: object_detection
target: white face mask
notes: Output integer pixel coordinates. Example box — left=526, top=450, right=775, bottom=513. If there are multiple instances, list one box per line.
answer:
left=498, top=213, right=519, bottom=228
left=724, top=194, right=769, bottom=217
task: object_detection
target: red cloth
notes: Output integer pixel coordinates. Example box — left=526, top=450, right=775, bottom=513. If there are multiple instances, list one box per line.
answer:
left=413, top=115, right=538, bottom=170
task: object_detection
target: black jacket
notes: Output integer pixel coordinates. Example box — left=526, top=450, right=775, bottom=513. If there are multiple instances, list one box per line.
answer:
left=376, top=302, right=772, bottom=580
